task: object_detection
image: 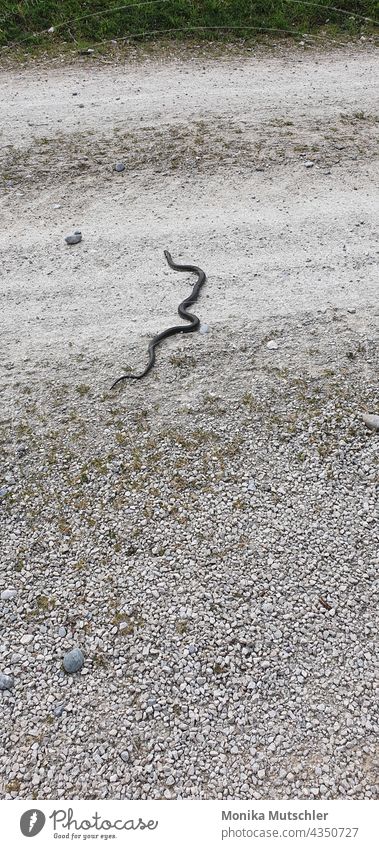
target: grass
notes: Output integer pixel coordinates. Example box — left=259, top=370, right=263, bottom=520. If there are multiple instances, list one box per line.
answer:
left=169, top=352, right=196, bottom=368
left=2, top=110, right=377, bottom=190
left=76, top=384, right=90, bottom=397
left=0, top=1, right=377, bottom=48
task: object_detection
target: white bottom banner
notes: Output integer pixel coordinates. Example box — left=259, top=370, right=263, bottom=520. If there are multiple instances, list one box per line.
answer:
left=2, top=799, right=377, bottom=849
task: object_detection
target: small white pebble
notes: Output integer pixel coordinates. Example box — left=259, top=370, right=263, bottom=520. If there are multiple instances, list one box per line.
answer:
left=1, top=589, right=17, bottom=601
left=362, top=413, right=379, bottom=432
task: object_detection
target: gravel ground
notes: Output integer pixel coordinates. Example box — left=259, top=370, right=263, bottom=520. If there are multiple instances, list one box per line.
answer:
left=0, top=40, right=378, bottom=800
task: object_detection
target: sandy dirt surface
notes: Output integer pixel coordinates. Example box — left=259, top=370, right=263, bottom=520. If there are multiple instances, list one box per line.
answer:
left=0, top=42, right=378, bottom=383
left=0, top=43, right=378, bottom=801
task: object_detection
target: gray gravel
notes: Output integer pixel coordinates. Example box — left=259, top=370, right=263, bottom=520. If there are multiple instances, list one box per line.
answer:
left=64, top=231, right=82, bottom=245
left=63, top=648, right=85, bottom=674
left=0, top=673, right=14, bottom=691
left=0, top=307, right=378, bottom=800
left=1, top=589, right=17, bottom=601
left=363, top=413, right=379, bottom=432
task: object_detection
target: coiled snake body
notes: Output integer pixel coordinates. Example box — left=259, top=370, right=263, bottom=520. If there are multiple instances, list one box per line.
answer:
left=111, top=250, right=206, bottom=388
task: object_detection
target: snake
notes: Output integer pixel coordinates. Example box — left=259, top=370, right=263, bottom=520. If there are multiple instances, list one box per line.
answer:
left=111, top=250, right=206, bottom=388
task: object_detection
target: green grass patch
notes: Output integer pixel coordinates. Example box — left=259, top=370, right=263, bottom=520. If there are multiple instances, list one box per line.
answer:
left=0, top=1, right=377, bottom=48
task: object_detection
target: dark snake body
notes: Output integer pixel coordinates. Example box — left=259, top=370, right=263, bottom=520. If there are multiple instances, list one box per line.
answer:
left=111, top=250, right=206, bottom=389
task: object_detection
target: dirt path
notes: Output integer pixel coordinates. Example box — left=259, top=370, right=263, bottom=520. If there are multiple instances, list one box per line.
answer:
left=0, top=43, right=378, bottom=384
